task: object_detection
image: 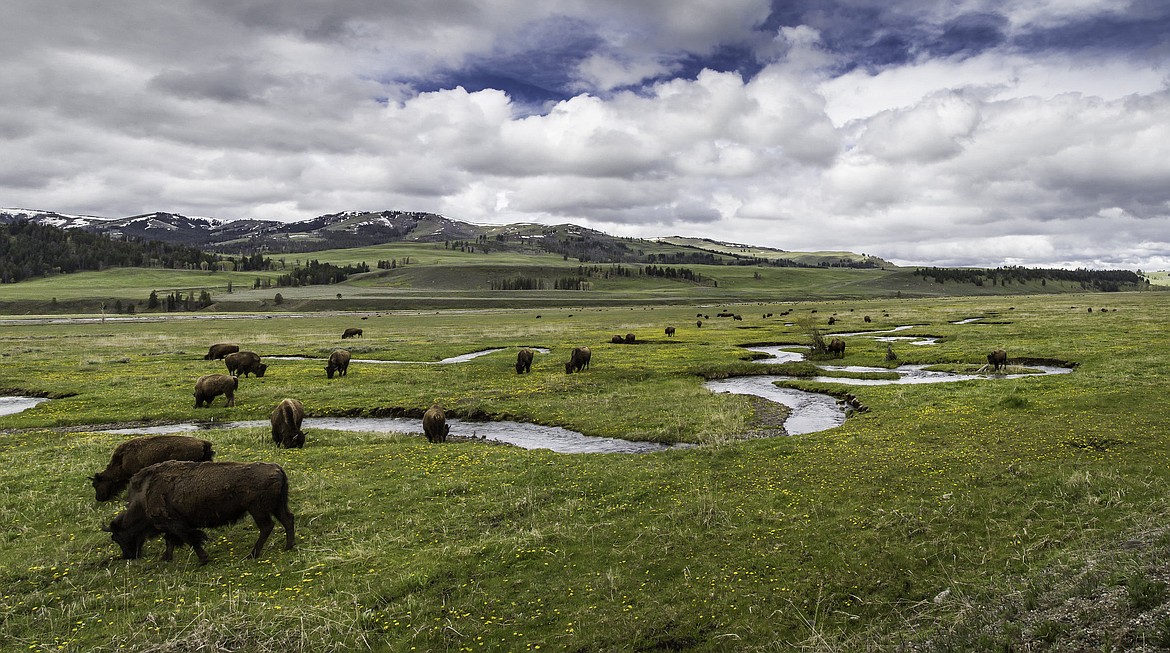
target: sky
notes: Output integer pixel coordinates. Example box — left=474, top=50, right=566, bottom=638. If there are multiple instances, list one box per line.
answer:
left=2, top=1, right=1169, bottom=270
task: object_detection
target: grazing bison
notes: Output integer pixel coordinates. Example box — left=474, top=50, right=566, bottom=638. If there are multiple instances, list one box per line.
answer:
left=611, top=334, right=625, bottom=344
left=696, top=320, right=702, bottom=328
left=91, top=435, right=214, bottom=501
left=270, top=398, right=305, bottom=449
left=105, top=460, right=295, bottom=564
left=203, top=343, right=239, bottom=360
left=224, top=351, right=267, bottom=378
left=665, top=326, right=676, bottom=337
left=515, top=348, right=534, bottom=374
left=624, top=333, right=636, bottom=344
left=565, top=346, right=591, bottom=374
left=987, top=349, right=1008, bottom=372
left=422, top=404, right=450, bottom=443
left=341, top=328, right=363, bottom=339
left=325, top=349, right=351, bottom=379
left=827, top=338, right=846, bottom=358
left=194, top=374, right=238, bottom=408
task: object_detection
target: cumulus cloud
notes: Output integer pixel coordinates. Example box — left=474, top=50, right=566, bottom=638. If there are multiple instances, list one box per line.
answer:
left=1, top=0, right=1168, bottom=269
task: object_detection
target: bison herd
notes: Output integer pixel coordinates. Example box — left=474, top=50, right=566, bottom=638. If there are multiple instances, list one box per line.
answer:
left=92, top=434, right=294, bottom=564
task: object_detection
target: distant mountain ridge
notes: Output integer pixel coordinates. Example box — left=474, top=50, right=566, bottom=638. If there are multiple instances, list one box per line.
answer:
left=0, top=207, right=891, bottom=267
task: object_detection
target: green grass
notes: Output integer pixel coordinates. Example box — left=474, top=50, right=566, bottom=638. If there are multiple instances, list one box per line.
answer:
left=2, top=292, right=1170, bottom=651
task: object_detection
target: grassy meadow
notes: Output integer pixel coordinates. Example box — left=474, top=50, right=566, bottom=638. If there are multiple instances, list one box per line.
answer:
left=2, top=290, right=1170, bottom=651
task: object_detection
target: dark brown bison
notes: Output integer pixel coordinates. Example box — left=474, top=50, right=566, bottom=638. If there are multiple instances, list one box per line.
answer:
left=515, top=348, right=534, bottom=374
left=194, top=374, right=238, bottom=408
left=270, top=398, right=305, bottom=449
left=565, top=346, right=591, bottom=374
left=341, top=328, right=363, bottom=339
left=105, top=460, right=294, bottom=564
left=91, top=435, right=215, bottom=501
left=624, top=333, right=636, bottom=344
left=325, top=349, right=351, bottom=379
left=422, top=404, right=450, bottom=443
left=203, top=343, right=239, bottom=360
left=696, top=320, right=702, bottom=328
left=611, top=334, right=624, bottom=344
left=987, top=349, right=1008, bottom=372
left=665, top=326, right=676, bottom=337
left=224, top=351, right=267, bottom=378
left=827, top=338, right=846, bottom=358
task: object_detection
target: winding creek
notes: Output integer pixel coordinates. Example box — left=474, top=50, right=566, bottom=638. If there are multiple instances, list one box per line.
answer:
left=1, top=328, right=1073, bottom=452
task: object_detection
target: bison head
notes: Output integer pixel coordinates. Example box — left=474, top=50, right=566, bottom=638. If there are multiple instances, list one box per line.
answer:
left=90, top=472, right=122, bottom=502
left=255, top=363, right=268, bottom=378
left=105, top=512, right=152, bottom=560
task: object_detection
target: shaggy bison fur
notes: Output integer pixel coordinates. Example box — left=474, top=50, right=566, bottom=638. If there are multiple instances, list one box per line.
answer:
left=194, top=374, right=238, bottom=408
left=515, top=348, right=534, bottom=374
left=106, top=460, right=294, bottom=564
left=422, top=404, right=450, bottom=443
left=325, top=349, right=351, bottom=379
left=341, top=328, right=363, bottom=339
left=224, top=351, right=267, bottom=378
left=203, top=343, right=239, bottom=360
left=91, top=435, right=215, bottom=501
left=565, top=346, right=591, bottom=374
left=270, top=398, right=305, bottom=449
left=987, top=349, right=1008, bottom=372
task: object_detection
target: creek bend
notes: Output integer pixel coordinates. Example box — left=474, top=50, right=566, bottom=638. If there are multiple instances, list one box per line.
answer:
left=2, top=335, right=1072, bottom=452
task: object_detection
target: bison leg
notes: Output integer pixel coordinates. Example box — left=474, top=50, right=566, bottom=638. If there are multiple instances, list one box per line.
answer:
left=276, top=506, right=296, bottom=551
left=224, top=392, right=235, bottom=407
left=249, top=512, right=275, bottom=558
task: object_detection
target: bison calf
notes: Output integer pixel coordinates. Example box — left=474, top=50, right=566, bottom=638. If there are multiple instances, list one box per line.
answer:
left=271, top=398, right=306, bottom=448
left=194, top=374, right=238, bottom=408
left=224, top=351, right=268, bottom=378
left=203, top=343, right=239, bottom=360
left=325, top=349, right=351, bottom=379
left=422, top=404, right=450, bottom=443
left=91, top=435, right=215, bottom=501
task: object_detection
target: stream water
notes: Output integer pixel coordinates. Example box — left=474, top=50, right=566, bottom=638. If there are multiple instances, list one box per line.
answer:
left=2, top=333, right=1072, bottom=451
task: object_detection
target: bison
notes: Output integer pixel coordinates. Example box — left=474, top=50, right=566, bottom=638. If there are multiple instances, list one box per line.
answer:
left=224, top=351, right=267, bottom=378
left=341, top=328, right=363, bottom=339
left=325, top=349, right=351, bottom=379
left=565, top=346, right=591, bottom=374
left=105, top=460, right=295, bottom=564
left=194, top=374, right=238, bottom=408
left=611, top=334, right=625, bottom=344
left=827, top=338, right=846, bottom=358
left=91, top=435, right=214, bottom=501
left=987, top=349, right=1008, bottom=372
left=515, top=348, right=534, bottom=374
left=665, top=326, right=676, bottom=337
left=422, top=404, right=450, bottom=443
left=270, top=398, right=305, bottom=449
left=624, top=333, right=636, bottom=344
left=203, top=343, right=239, bottom=360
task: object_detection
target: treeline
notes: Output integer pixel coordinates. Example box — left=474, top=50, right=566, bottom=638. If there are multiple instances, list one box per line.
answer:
left=0, top=220, right=220, bottom=283
left=913, top=266, right=1146, bottom=291
left=276, top=260, right=370, bottom=287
